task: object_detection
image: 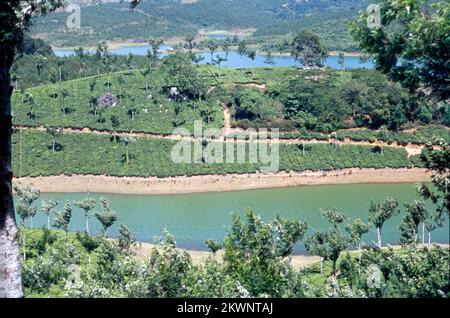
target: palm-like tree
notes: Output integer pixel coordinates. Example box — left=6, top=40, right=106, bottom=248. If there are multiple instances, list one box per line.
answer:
left=237, top=40, right=247, bottom=68
left=212, top=54, right=227, bottom=78
left=207, top=40, right=219, bottom=64
left=222, top=37, right=232, bottom=58
left=13, top=183, right=40, bottom=260
left=75, top=196, right=96, bottom=235
left=95, top=198, right=118, bottom=237
left=369, top=198, right=400, bottom=248
left=41, top=199, right=59, bottom=229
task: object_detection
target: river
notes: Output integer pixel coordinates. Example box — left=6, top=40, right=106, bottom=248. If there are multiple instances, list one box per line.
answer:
left=54, top=45, right=374, bottom=70
left=18, top=183, right=449, bottom=252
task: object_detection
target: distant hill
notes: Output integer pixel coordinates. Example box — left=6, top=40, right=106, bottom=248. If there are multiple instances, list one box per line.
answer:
left=31, top=0, right=370, bottom=50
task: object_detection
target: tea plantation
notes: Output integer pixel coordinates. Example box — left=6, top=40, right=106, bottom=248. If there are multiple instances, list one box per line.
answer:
left=13, top=130, right=415, bottom=178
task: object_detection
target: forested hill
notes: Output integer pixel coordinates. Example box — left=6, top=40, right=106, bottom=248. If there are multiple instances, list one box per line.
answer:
left=31, top=0, right=370, bottom=49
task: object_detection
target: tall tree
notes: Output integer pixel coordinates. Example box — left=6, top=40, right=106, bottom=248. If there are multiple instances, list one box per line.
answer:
left=305, top=209, right=349, bottom=277
left=41, top=199, right=58, bottom=229
left=400, top=200, right=428, bottom=245
left=13, top=183, right=40, bottom=229
left=206, top=40, right=219, bottom=63
left=290, top=29, right=328, bottom=67
left=95, top=198, right=118, bottom=238
left=417, top=140, right=449, bottom=244
left=75, top=196, right=96, bottom=235
left=237, top=40, right=247, bottom=68
left=345, top=219, right=371, bottom=255
left=369, top=198, right=400, bottom=248
left=53, top=201, right=73, bottom=233
left=222, top=37, right=232, bottom=58
left=0, top=0, right=141, bottom=297
left=184, top=35, right=195, bottom=52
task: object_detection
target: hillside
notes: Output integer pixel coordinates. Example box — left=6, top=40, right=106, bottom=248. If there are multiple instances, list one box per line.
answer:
left=31, top=0, right=370, bottom=50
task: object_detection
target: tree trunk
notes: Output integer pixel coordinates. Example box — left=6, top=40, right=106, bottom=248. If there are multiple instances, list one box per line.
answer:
left=428, top=231, right=431, bottom=247
left=22, top=226, right=26, bottom=261
left=377, top=227, right=382, bottom=248
left=85, top=215, right=90, bottom=235
left=320, top=258, right=323, bottom=275
left=0, top=46, right=24, bottom=297
left=422, top=223, right=425, bottom=245
left=47, top=215, right=50, bottom=229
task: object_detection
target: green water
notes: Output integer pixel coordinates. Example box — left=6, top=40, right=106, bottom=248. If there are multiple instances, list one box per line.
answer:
left=23, top=183, right=449, bottom=252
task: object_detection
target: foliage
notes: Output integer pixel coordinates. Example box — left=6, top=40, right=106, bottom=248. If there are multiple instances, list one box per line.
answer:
left=351, top=0, right=450, bottom=101
left=290, top=29, right=328, bottom=67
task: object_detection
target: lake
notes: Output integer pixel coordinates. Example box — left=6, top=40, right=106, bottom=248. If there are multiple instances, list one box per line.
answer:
left=54, top=46, right=374, bottom=70
left=18, top=183, right=449, bottom=252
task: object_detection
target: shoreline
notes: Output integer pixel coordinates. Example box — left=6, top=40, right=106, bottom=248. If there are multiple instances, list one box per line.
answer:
left=14, top=168, right=431, bottom=195
left=133, top=242, right=449, bottom=271
left=52, top=41, right=363, bottom=57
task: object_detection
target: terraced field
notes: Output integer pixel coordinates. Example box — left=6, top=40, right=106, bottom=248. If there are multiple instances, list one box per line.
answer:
left=13, top=129, right=418, bottom=178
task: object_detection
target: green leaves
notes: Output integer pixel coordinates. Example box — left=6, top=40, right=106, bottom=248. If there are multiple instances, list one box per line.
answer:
left=351, top=0, right=450, bottom=101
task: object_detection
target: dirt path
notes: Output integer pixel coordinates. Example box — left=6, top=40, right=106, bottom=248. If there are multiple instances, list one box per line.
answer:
left=222, top=103, right=232, bottom=137
left=13, top=125, right=429, bottom=155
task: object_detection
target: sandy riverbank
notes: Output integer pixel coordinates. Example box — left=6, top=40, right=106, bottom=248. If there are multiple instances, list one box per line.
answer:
left=14, top=168, right=431, bottom=195
left=132, top=242, right=449, bottom=271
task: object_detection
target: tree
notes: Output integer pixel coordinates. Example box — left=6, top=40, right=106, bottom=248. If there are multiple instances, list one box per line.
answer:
left=290, top=29, right=328, bottom=67
left=60, top=87, right=69, bottom=115
left=264, top=51, right=275, bottom=66
left=13, top=183, right=40, bottom=229
left=110, top=115, right=121, bottom=142
left=346, top=219, right=371, bottom=254
left=200, top=104, right=215, bottom=124
left=148, top=37, right=164, bottom=63
left=368, top=198, right=400, bottom=248
left=351, top=0, right=449, bottom=101
left=121, top=136, right=136, bottom=164
left=75, top=196, right=96, bottom=235
left=95, top=198, right=118, bottom=237
left=338, top=52, right=345, bottom=71
left=53, top=201, right=73, bottom=233
left=41, top=199, right=58, bottom=229
left=400, top=200, right=428, bottom=245
left=206, top=40, right=219, bottom=63
left=184, top=35, right=195, bottom=52
left=0, top=0, right=141, bottom=298
left=205, top=240, right=222, bottom=256
left=237, top=40, right=247, bottom=68
left=212, top=54, right=227, bottom=77
left=75, top=231, right=100, bottom=265
left=305, top=209, right=349, bottom=277
left=417, top=140, right=449, bottom=244
left=222, top=209, right=307, bottom=296
left=222, top=37, right=232, bottom=58
left=24, top=91, right=35, bottom=120
left=246, top=50, right=257, bottom=77
left=117, top=224, right=136, bottom=254
left=117, top=74, right=125, bottom=103
left=45, top=126, right=62, bottom=152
